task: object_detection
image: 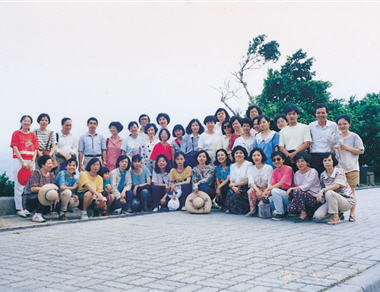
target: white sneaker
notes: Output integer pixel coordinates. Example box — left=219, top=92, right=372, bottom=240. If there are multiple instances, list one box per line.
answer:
left=81, top=212, right=89, bottom=220
left=24, top=209, right=31, bottom=216
left=181, top=206, right=186, bottom=211
left=17, top=210, right=27, bottom=218
left=32, top=213, right=46, bottom=223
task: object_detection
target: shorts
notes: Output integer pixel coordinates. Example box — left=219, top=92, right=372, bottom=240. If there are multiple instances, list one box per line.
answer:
left=346, top=171, right=359, bottom=187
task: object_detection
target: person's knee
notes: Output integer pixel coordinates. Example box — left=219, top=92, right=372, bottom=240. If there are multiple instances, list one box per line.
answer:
left=141, top=189, right=151, bottom=199
left=61, top=189, right=71, bottom=199
left=271, top=188, right=282, bottom=197
left=325, top=190, right=334, bottom=200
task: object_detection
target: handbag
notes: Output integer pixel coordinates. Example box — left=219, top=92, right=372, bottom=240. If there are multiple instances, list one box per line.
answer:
left=258, top=200, right=272, bottom=218
left=42, top=131, right=58, bottom=169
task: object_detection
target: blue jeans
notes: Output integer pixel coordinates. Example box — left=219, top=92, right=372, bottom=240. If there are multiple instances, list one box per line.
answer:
left=269, top=188, right=290, bottom=215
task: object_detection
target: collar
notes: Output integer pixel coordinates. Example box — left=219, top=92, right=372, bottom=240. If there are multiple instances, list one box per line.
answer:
left=256, top=130, right=276, bottom=144
left=321, top=167, right=338, bottom=179
left=315, top=120, right=333, bottom=128
left=87, top=132, right=98, bottom=137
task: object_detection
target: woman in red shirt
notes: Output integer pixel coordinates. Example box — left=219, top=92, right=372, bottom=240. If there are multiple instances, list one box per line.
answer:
left=10, top=115, right=39, bottom=217
left=150, top=128, right=172, bottom=169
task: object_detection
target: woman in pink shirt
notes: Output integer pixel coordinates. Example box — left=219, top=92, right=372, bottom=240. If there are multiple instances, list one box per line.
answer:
left=105, top=122, right=123, bottom=171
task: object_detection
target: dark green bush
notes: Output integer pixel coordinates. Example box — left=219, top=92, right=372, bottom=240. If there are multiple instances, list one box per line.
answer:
left=0, top=172, right=14, bottom=196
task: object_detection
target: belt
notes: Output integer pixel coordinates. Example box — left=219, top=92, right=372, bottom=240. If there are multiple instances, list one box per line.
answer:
left=84, top=154, right=102, bottom=157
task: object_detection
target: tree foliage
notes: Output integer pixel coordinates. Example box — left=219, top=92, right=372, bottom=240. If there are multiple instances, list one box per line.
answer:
left=0, top=172, right=14, bottom=196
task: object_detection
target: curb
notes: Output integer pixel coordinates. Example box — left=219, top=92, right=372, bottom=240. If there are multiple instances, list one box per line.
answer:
left=327, top=262, right=380, bottom=292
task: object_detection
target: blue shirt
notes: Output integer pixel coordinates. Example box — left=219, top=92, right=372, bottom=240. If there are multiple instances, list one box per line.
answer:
left=183, top=134, right=200, bottom=155
left=56, top=170, right=78, bottom=192
left=122, top=136, right=144, bottom=156
left=78, top=132, right=106, bottom=155
left=215, top=165, right=230, bottom=181
left=254, top=131, right=279, bottom=168
left=131, top=167, right=151, bottom=186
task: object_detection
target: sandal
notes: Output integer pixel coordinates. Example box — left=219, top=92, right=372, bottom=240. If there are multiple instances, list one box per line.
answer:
left=327, top=219, right=341, bottom=225
left=349, top=215, right=356, bottom=222
left=245, top=211, right=254, bottom=217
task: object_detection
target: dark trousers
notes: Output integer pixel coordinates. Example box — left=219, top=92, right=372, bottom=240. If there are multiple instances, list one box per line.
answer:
left=215, top=184, right=229, bottom=208
left=198, top=183, right=216, bottom=199
left=152, top=185, right=170, bottom=208
left=178, top=183, right=192, bottom=208
left=310, top=152, right=330, bottom=176
left=24, top=194, right=51, bottom=214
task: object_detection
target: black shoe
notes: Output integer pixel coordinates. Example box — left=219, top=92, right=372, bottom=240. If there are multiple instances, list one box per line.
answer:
left=339, top=212, right=344, bottom=220
left=272, top=214, right=284, bottom=221
left=294, top=216, right=306, bottom=223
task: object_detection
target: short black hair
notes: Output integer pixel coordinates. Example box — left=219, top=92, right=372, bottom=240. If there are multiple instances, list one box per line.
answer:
left=186, top=119, right=205, bottom=135
left=284, top=104, right=300, bottom=115
left=294, top=151, right=311, bottom=164
left=321, top=152, right=339, bottom=167
left=173, top=151, right=187, bottom=168
left=99, top=166, right=110, bottom=177
left=172, top=124, right=185, bottom=137
left=249, top=148, right=267, bottom=163
left=258, top=115, right=271, bottom=124
left=214, top=108, right=230, bottom=122
left=315, top=103, right=328, bottom=114
left=128, top=121, right=139, bottom=130
left=87, top=117, right=98, bottom=125
left=138, top=114, right=150, bottom=124
left=109, top=121, right=124, bottom=133
left=252, top=116, right=260, bottom=126
left=131, top=154, right=143, bottom=170
left=61, top=117, right=71, bottom=126
left=214, top=148, right=231, bottom=166
left=65, top=157, right=78, bottom=167
left=203, top=115, right=217, bottom=125
left=274, top=113, right=288, bottom=124
left=231, top=145, right=248, bottom=161
left=20, top=115, right=33, bottom=124
left=156, top=113, right=171, bottom=125
left=241, top=118, right=253, bottom=128
left=154, top=154, right=172, bottom=173
left=37, top=154, right=52, bottom=168
left=115, top=155, right=131, bottom=170
left=271, top=151, right=286, bottom=161
left=336, top=114, right=351, bottom=124
left=196, top=150, right=211, bottom=165
left=221, top=120, right=234, bottom=135
left=158, top=128, right=171, bottom=141
left=37, top=113, right=51, bottom=124
left=246, top=105, right=263, bottom=118
left=85, top=158, right=102, bottom=172
left=144, top=123, right=158, bottom=135
left=230, top=116, right=243, bottom=127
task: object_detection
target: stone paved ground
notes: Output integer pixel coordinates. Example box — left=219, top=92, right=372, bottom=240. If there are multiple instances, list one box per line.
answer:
left=0, top=188, right=379, bottom=292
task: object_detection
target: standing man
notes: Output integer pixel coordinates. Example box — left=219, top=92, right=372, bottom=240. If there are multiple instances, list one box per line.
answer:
left=279, top=105, right=312, bottom=171
left=56, top=117, right=77, bottom=173
left=309, top=104, right=339, bottom=175
left=78, top=117, right=107, bottom=171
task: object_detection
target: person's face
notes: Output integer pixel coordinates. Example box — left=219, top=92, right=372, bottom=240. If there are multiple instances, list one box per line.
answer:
left=62, top=119, right=72, bottom=133
left=119, top=158, right=129, bottom=171
left=337, top=118, right=350, bottom=132
left=39, top=117, right=49, bottom=129
left=87, top=120, right=98, bottom=132
left=277, top=117, right=288, bottom=130
left=175, top=129, right=183, bottom=138
left=242, top=123, right=251, bottom=134
left=103, top=172, right=110, bottom=181
left=323, top=155, right=334, bottom=169
left=234, top=150, right=245, bottom=162
left=133, top=160, right=142, bottom=169
left=175, top=155, right=185, bottom=167
left=21, top=117, right=32, bottom=130
left=140, top=116, right=149, bottom=127
left=197, top=152, right=207, bottom=164
left=252, top=151, right=263, bottom=164
left=159, top=117, right=168, bottom=127
left=147, top=126, right=156, bottom=137
left=253, top=120, right=260, bottom=132
left=157, top=157, right=167, bottom=170
left=160, top=131, right=168, bottom=142
left=109, top=126, right=118, bottom=136
left=232, top=120, right=241, bottom=132
left=191, top=122, right=200, bottom=134
left=206, top=121, right=215, bottom=131
left=90, top=161, right=100, bottom=173
left=286, top=111, right=298, bottom=125
left=129, top=124, right=138, bottom=134
left=42, top=159, right=53, bottom=172
left=66, top=161, right=77, bottom=175
left=316, top=107, right=328, bottom=123
left=217, top=150, right=227, bottom=164
left=249, top=108, right=259, bottom=119
left=217, top=111, right=226, bottom=122
left=260, top=118, right=270, bottom=131
left=272, top=155, right=284, bottom=168
left=296, top=158, right=308, bottom=171
left=223, top=123, right=232, bottom=134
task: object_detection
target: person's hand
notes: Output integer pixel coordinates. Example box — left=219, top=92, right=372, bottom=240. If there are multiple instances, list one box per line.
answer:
left=165, top=184, right=170, bottom=192
left=160, top=197, right=166, bottom=205
left=64, top=154, right=71, bottom=160
left=120, top=194, right=126, bottom=204
left=194, top=184, right=199, bottom=193
left=232, top=186, right=240, bottom=194
left=55, top=197, right=60, bottom=204
left=105, top=184, right=112, bottom=193
left=316, top=190, right=324, bottom=202
left=172, top=193, right=177, bottom=200
left=216, top=187, right=221, bottom=197
left=79, top=164, right=84, bottom=172
left=133, top=186, right=138, bottom=196
left=286, top=188, right=292, bottom=197
left=256, top=189, right=263, bottom=199
left=229, top=182, right=235, bottom=188
left=339, top=141, right=348, bottom=151
left=72, top=195, right=79, bottom=202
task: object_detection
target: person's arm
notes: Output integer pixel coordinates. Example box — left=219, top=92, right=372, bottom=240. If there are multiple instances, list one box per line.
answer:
left=49, top=143, right=57, bottom=156
left=339, top=142, right=364, bottom=155
left=78, top=151, right=84, bottom=171
left=279, top=146, right=290, bottom=158
left=217, top=175, right=230, bottom=189
left=230, top=178, right=248, bottom=187
left=102, top=149, right=107, bottom=166
left=13, top=146, right=28, bottom=169
left=316, top=183, right=342, bottom=202
left=289, top=141, right=311, bottom=159
left=110, top=171, right=122, bottom=199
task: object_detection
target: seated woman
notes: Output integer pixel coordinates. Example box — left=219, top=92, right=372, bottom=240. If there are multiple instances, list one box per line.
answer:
left=246, top=148, right=273, bottom=216
left=131, top=154, right=152, bottom=212
left=109, top=155, right=132, bottom=214
left=263, top=151, right=293, bottom=221
left=254, top=115, right=279, bottom=168
left=77, top=158, right=106, bottom=220
left=169, top=152, right=192, bottom=210
left=313, top=153, right=355, bottom=224
left=56, top=158, right=80, bottom=220
left=140, top=123, right=159, bottom=174
left=151, top=128, right=172, bottom=168
left=225, top=146, right=253, bottom=214
left=192, top=150, right=215, bottom=199
left=151, top=154, right=172, bottom=212
left=23, top=154, right=57, bottom=222
left=214, top=148, right=231, bottom=209
left=183, top=119, right=204, bottom=167
left=198, top=115, right=222, bottom=163
left=286, top=152, right=321, bottom=222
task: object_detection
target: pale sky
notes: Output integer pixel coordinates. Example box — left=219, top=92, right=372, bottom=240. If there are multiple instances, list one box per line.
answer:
left=1, top=2, right=379, bottom=174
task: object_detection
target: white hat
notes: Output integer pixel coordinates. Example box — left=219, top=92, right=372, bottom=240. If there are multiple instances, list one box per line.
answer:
left=185, top=191, right=212, bottom=214
left=38, top=184, right=59, bottom=206
left=167, top=197, right=180, bottom=211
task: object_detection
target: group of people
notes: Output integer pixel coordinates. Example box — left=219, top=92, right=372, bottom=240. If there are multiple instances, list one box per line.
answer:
left=10, top=103, right=364, bottom=225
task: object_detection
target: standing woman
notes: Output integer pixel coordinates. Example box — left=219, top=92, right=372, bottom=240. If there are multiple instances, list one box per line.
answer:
left=217, top=120, right=234, bottom=160
left=156, top=113, right=172, bottom=141
left=273, top=113, right=288, bottom=132
left=34, top=113, right=57, bottom=168
left=10, top=115, right=39, bottom=217
left=225, top=146, right=253, bottom=214
left=214, top=149, right=231, bottom=209
left=254, top=115, right=279, bottom=168
left=171, top=124, right=187, bottom=158
left=214, top=108, right=230, bottom=135
left=233, top=118, right=255, bottom=155
left=228, top=116, right=243, bottom=151
left=335, top=114, right=364, bottom=222
left=246, top=105, right=263, bottom=136
left=151, top=128, right=172, bottom=168
left=192, top=150, right=215, bottom=199
left=183, top=119, right=204, bottom=167
left=140, top=123, right=159, bottom=174
left=198, top=115, right=222, bottom=163
left=131, top=154, right=152, bottom=212
left=121, top=121, right=144, bottom=157
left=106, top=121, right=124, bottom=171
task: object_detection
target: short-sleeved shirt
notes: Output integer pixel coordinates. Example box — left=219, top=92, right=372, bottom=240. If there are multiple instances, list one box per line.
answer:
left=183, top=134, right=200, bottom=155
left=192, top=165, right=215, bottom=186
left=248, top=164, right=273, bottom=188
left=122, top=135, right=144, bottom=157
left=78, top=132, right=106, bottom=156
left=24, top=170, right=56, bottom=195
left=169, top=166, right=192, bottom=184
left=131, top=167, right=151, bottom=186
left=279, top=123, right=312, bottom=151
left=215, top=165, right=230, bottom=182
left=336, top=132, right=364, bottom=173
left=198, top=132, right=222, bottom=162
left=270, top=165, right=293, bottom=190
left=294, top=168, right=321, bottom=197
left=105, top=137, right=123, bottom=171
left=233, top=135, right=256, bottom=156
left=150, top=142, right=172, bottom=161
left=56, top=170, right=77, bottom=191
left=171, top=138, right=187, bottom=155
left=152, top=171, right=170, bottom=185
left=77, top=171, right=103, bottom=193
left=309, top=120, right=339, bottom=153
left=140, top=137, right=159, bottom=173
left=56, top=132, right=77, bottom=156
left=254, top=131, right=279, bottom=168
left=34, top=129, right=57, bottom=151
left=230, top=160, right=253, bottom=183
left=320, top=167, right=353, bottom=199
left=10, top=130, right=39, bottom=160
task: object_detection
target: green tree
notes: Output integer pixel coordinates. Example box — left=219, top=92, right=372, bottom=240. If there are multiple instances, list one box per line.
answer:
left=0, top=172, right=14, bottom=196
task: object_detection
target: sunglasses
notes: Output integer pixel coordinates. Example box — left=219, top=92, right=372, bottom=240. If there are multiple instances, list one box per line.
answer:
left=272, top=157, right=283, bottom=162
left=223, top=125, right=231, bottom=129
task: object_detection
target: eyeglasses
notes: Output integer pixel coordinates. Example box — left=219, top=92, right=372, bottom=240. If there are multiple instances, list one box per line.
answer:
left=272, top=158, right=282, bottom=162
left=223, top=125, right=231, bottom=129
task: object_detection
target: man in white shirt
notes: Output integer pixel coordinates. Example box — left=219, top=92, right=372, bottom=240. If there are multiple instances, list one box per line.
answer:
left=56, top=117, right=78, bottom=173
left=309, top=104, right=339, bottom=174
left=279, top=105, right=312, bottom=171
